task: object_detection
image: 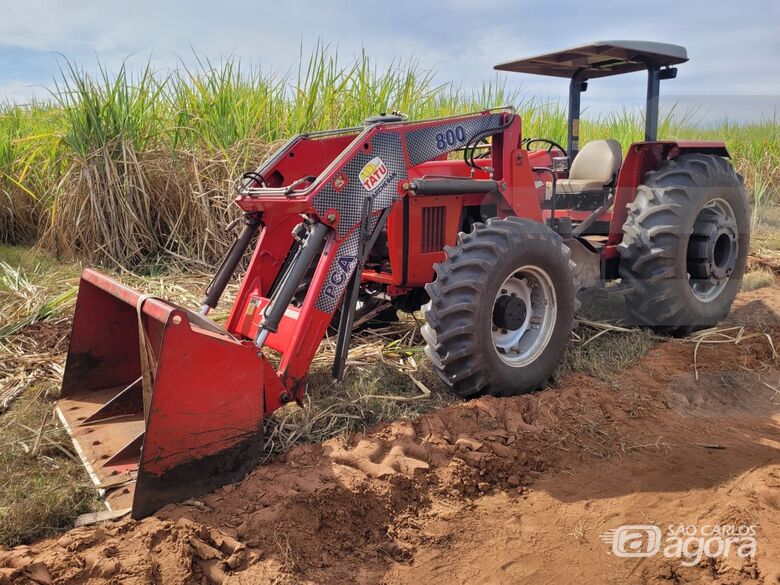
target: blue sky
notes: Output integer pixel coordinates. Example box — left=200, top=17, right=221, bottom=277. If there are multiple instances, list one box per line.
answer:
left=1, top=0, right=778, bottom=123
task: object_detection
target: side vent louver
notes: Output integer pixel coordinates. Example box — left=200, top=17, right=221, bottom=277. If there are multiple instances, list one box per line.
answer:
left=421, top=206, right=446, bottom=254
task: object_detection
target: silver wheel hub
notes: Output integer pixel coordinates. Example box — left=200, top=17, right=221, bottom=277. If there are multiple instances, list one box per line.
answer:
left=687, top=198, right=738, bottom=302
left=491, top=265, right=557, bottom=367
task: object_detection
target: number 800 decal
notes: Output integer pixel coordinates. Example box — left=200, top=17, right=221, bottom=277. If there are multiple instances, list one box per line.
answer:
left=435, top=125, right=466, bottom=150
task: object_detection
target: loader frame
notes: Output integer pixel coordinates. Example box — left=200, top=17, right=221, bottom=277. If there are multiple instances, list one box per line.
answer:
left=224, top=109, right=524, bottom=409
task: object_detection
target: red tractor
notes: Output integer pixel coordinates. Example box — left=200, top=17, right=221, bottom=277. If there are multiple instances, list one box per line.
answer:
left=56, top=41, right=749, bottom=518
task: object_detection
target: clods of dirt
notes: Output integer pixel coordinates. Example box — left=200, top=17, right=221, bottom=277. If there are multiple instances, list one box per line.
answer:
left=2, top=287, right=779, bottom=584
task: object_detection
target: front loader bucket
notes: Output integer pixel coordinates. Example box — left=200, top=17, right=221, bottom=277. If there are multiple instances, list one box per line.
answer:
left=56, top=269, right=268, bottom=519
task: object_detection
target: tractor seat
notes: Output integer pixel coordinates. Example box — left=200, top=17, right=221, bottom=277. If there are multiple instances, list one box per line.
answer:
left=556, top=139, right=622, bottom=195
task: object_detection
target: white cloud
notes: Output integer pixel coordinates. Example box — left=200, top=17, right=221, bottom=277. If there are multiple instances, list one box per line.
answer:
left=0, top=0, right=91, bottom=50
left=0, top=0, right=777, bottom=118
left=0, top=79, right=52, bottom=104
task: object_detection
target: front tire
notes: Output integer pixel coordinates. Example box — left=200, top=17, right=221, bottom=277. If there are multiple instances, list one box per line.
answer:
left=422, top=217, right=576, bottom=398
left=618, top=153, right=750, bottom=334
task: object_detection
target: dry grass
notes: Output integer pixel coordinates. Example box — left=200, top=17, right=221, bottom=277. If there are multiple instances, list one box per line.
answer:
left=744, top=207, right=780, bottom=291
left=0, top=318, right=101, bottom=546
left=742, top=268, right=775, bottom=292
left=1, top=233, right=778, bottom=546
left=557, top=290, right=659, bottom=382
left=0, top=243, right=665, bottom=546
left=39, top=141, right=275, bottom=270
left=262, top=317, right=452, bottom=459
left=0, top=255, right=98, bottom=545
left=0, top=394, right=101, bottom=547
left=561, top=321, right=657, bottom=383
left=749, top=247, right=780, bottom=275
left=751, top=205, right=780, bottom=252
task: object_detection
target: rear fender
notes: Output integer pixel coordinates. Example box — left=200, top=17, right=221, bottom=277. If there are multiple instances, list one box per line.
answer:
left=607, top=140, right=730, bottom=251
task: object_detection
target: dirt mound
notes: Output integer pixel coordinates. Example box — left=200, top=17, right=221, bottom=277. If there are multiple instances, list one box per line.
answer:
left=2, top=287, right=779, bottom=585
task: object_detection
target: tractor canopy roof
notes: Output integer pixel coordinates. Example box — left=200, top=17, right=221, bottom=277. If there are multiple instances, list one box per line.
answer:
left=494, top=41, right=688, bottom=79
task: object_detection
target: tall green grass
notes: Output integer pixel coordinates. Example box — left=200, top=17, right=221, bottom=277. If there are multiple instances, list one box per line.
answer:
left=0, top=47, right=777, bottom=268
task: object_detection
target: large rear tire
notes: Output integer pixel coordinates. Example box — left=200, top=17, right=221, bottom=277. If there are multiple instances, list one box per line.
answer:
left=422, top=217, right=576, bottom=398
left=618, top=153, right=750, bottom=334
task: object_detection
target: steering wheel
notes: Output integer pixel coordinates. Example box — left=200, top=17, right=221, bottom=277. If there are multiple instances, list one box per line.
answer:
left=523, top=138, right=568, bottom=157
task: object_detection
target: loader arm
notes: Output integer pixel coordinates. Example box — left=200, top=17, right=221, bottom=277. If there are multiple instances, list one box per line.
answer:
left=57, top=108, right=521, bottom=519
left=223, top=109, right=519, bottom=410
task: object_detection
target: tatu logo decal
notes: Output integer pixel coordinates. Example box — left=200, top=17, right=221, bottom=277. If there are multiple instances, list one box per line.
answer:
left=358, top=156, right=389, bottom=191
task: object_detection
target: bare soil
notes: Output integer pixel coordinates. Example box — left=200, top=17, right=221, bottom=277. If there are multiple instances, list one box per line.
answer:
left=1, top=285, right=779, bottom=585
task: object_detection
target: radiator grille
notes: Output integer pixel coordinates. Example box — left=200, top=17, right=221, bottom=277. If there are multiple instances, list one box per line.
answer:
left=421, top=206, right=446, bottom=254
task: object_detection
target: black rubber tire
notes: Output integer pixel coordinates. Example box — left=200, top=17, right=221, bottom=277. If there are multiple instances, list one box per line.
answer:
left=422, top=217, right=576, bottom=398
left=618, top=153, right=750, bottom=335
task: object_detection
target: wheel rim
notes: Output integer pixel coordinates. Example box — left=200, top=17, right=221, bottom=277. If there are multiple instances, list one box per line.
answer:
left=491, top=265, right=557, bottom=367
left=687, top=197, right=738, bottom=302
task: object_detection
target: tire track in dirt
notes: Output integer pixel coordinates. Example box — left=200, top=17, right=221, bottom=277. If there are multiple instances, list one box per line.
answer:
left=2, top=286, right=779, bottom=585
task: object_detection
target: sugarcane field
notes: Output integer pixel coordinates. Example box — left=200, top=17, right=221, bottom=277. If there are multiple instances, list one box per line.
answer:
left=1, top=2, right=779, bottom=583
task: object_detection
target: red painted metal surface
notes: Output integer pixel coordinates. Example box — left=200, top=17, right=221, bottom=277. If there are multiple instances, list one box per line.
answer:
left=59, top=270, right=269, bottom=518
left=217, top=122, right=732, bottom=403
left=227, top=110, right=533, bottom=401
left=58, top=107, right=731, bottom=518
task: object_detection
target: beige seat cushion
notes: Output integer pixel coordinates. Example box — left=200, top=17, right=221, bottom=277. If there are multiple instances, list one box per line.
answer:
left=555, top=178, right=609, bottom=194
left=551, top=139, right=622, bottom=195
left=570, top=139, right=622, bottom=182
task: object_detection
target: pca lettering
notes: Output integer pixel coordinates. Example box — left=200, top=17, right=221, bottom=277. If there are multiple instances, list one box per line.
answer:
left=323, top=256, right=356, bottom=300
